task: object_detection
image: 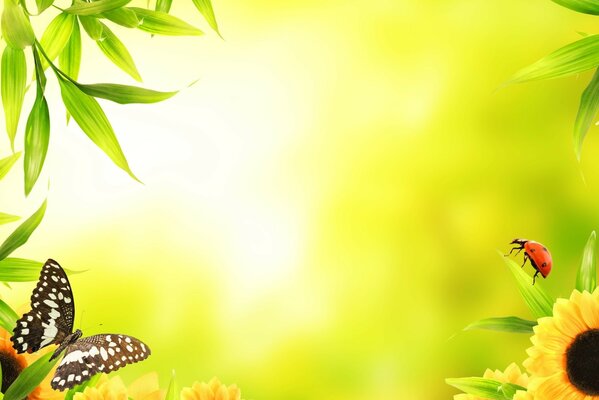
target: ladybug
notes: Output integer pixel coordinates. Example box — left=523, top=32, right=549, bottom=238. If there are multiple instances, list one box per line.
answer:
left=507, top=239, right=552, bottom=285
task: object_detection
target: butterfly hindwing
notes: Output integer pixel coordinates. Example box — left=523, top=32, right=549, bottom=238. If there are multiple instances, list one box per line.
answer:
left=11, top=259, right=75, bottom=353
left=51, top=334, right=151, bottom=391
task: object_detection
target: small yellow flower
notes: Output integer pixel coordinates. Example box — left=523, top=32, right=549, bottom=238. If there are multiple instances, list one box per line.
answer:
left=73, top=373, right=162, bottom=400
left=454, top=363, right=529, bottom=400
left=181, top=377, right=242, bottom=400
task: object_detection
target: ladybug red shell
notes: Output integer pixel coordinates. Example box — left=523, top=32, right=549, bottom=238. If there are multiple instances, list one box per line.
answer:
left=507, top=238, right=552, bottom=285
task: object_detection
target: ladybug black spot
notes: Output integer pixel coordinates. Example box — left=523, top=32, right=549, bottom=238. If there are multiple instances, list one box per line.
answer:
left=543, top=247, right=548, bottom=252
left=530, top=248, right=536, bottom=252
left=542, top=262, right=547, bottom=267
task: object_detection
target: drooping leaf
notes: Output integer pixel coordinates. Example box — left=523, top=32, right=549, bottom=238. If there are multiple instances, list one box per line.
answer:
left=0, top=213, right=19, bottom=225
left=59, top=19, right=82, bottom=81
left=79, top=15, right=104, bottom=41
left=0, top=298, right=18, bottom=333
left=191, top=0, right=220, bottom=36
left=96, top=23, right=142, bottom=81
left=464, top=316, right=536, bottom=334
left=509, top=35, right=599, bottom=84
left=39, top=13, right=76, bottom=71
left=0, top=200, right=46, bottom=261
left=77, top=83, right=176, bottom=104
left=1, top=0, right=35, bottom=49
left=64, top=374, right=102, bottom=400
left=4, top=352, right=59, bottom=400
left=64, top=0, right=132, bottom=16
left=574, top=68, right=599, bottom=160
left=130, top=8, right=203, bottom=36
left=0, top=258, right=82, bottom=281
left=551, top=0, right=599, bottom=15
left=503, top=256, right=554, bottom=319
left=577, top=230, right=597, bottom=293
left=446, top=377, right=513, bottom=400
left=1, top=46, right=27, bottom=150
left=103, top=7, right=139, bottom=27
left=23, top=95, right=50, bottom=196
left=165, top=370, right=177, bottom=400
left=56, top=75, right=139, bottom=181
left=36, top=0, right=54, bottom=14
left=0, top=152, right=21, bottom=181
left=155, top=0, right=172, bottom=13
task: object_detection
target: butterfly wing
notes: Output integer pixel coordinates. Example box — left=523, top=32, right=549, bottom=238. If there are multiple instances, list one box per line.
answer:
left=11, top=259, right=75, bottom=353
left=51, top=334, right=151, bottom=391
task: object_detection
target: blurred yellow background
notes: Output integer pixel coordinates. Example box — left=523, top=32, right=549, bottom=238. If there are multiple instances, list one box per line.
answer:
left=4, top=0, right=599, bottom=398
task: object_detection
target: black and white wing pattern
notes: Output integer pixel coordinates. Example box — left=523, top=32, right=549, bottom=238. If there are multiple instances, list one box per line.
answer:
left=51, top=334, right=151, bottom=391
left=11, top=259, right=75, bottom=353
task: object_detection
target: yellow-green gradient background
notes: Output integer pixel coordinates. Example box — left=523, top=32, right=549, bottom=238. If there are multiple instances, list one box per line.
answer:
left=3, top=0, right=599, bottom=398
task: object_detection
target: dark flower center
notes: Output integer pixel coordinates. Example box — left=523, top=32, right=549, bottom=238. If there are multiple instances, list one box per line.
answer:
left=0, top=349, right=24, bottom=392
left=566, top=329, right=599, bottom=395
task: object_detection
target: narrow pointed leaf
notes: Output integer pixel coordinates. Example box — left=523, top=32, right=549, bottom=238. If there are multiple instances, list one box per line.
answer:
left=0, top=258, right=82, bottom=281
left=64, top=0, right=132, bottom=15
left=155, top=0, right=172, bottom=13
left=102, top=7, right=139, bottom=28
left=39, top=13, right=76, bottom=71
left=23, top=95, right=50, bottom=196
left=446, top=378, right=511, bottom=400
left=36, top=0, right=54, bottom=13
left=0, top=200, right=46, bottom=261
left=56, top=75, right=139, bottom=181
left=65, top=374, right=102, bottom=400
left=165, top=370, right=177, bottom=400
left=0, top=298, right=18, bottom=333
left=79, top=15, right=104, bottom=41
left=574, top=68, right=599, bottom=160
left=577, top=231, right=597, bottom=293
left=551, top=0, right=599, bottom=15
left=1, top=47, right=27, bottom=149
left=500, top=383, right=527, bottom=399
left=510, top=35, right=599, bottom=83
left=464, top=316, right=536, bottom=334
left=96, top=23, right=142, bottom=81
left=4, top=352, right=59, bottom=400
left=77, top=83, right=176, bottom=103
left=191, top=0, right=220, bottom=36
left=130, top=8, right=203, bottom=36
left=503, top=256, right=554, bottom=318
left=0, top=153, right=21, bottom=181
left=0, top=213, right=19, bottom=225
left=1, top=0, right=35, bottom=49
left=60, top=19, right=82, bottom=81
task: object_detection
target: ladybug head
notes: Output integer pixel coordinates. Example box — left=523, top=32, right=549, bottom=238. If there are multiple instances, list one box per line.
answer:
left=539, top=261, right=552, bottom=278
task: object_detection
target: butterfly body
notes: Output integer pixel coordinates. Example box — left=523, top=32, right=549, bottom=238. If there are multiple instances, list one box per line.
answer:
left=10, top=259, right=150, bottom=391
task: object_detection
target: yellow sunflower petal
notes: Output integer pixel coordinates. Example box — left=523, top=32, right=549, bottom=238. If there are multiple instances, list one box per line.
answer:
left=128, top=372, right=160, bottom=400
left=578, top=291, right=599, bottom=329
left=534, top=372, right=577, bottom=399
left=553, top=298, right=588, bottom=338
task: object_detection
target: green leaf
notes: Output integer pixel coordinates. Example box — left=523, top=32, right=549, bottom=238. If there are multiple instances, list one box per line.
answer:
left=165, top=370, right=177, bottom=400
left=56, top=75, right=139, bottom=181
left=96, top=23, right=142, bottom=81
left=130, top=8, right=203, bottom=36
left=36, top=0, right=54, bottom=13
left=102, top=7, right=139, bottom=28
left=0, top=298, right=18, bottom=333
left=1, top=46, right=27, bottom=150
left=155, top=0, right=172, bottom=13
left=65, top=373, right=102, bottom=400
left=574, top=68, right=599, bottom=160
left=464, top=316, right=536, bottom=334
left=23, top=94, right=50, bottom=196
left=500, top=383, right=527, bottom=399
left=446, top=377, right=511, bottom=400
left=77, top=83, right=176, bottom=104
left=577, top=231, right=597, bottom=293
left=0, top=200, right=46, bottom=261
left=551, top=0, right=599, bottom=15
left=4, top=352, right=59, bottom=400
left=0, top=213, right=19, bottom=225
left=64, top=0, right=132, bottom=16
left=510, top=35, right=599, bottom=84
left=60, top=19, right=82, bottom=81
left=79, top=15, right=104, bottom=41
left=0, top=258, right=82, bottom=281
left=0, top=152, right=21, bottom=181
left=191, top=0, right=220, bottom=36
left=1, top=0, right=35, bottom=49
left=503, top=256, right=554, bottom=319
left=39, top=13, right=76, bottom=71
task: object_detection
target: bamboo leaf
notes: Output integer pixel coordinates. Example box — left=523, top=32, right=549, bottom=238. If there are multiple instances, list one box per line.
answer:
left=79, top=15, right=104, bottom=41
left=56, top=75, right=139, bottom=181
left=59, top=19, right=82, bottom=81
left=96, top=23, right=142, bottom=81
left=0, top=213, right=19, bottom=225
left=64, top=0, right=132, bottom=16
left=165, top=370, right=177, bottom=400
left=36, top=0, right=54, bottom=13
left=464, top=316, right=536, bottom=334
left=4, top=352, right=59, bottom=400
left=1, top=0, right=35, bottom=49
left=130, top=8, right=203, bottom=36
left=503, top=256, right=554, bottom=319
left=510, top=35, right=599, bottom=83
left=102, top=7, right=139, bottom=28
left=577, top=231, right=597, bottom=293
left=0, top=153, right=21, bottom=181
left=0, top=298, right=18, bottom=333
left=191, top=0, right=220, bottom=36
left=1, top=46, right=27, bottom=150
left=64, top=374, right=102, bottom=400
left=23, top=95, right=50, bottom=196
left=0, top=258, right=82, bottom=281
left=155, top=0, right=172, bottom=13
left=0, top=200, right=46, bottom=261
left=77, top=83, right=176, bottom=104
left=39, top=13, right=76, bottom=71
left=446, top=377, right=511, bottom=400
left=551, top=0, right=599, bottom=15
left=574, top=68, right=599, bottom=160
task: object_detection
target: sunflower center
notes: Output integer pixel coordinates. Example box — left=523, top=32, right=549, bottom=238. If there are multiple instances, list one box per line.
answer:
left=566, top=329, right=599, bottom=395
left=0, top=349, right=24, bottom=392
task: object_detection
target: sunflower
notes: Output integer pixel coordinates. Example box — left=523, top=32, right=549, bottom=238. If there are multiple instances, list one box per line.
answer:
left=180, top=377, right=242, bottom=400
left=453, top=363, right=529, bottom=400
left=523, top=289, right=599, bottom=399
left=73, top=373, right=162, bottom=400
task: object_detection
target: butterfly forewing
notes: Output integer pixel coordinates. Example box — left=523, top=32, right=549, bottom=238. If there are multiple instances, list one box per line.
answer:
left=51, top=334, right=151, bottom=391
left=11, top=259, right=75, bottom=353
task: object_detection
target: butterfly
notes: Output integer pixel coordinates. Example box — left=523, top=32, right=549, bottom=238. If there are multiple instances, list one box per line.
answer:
left=10, top=259, right=151, bottom=391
